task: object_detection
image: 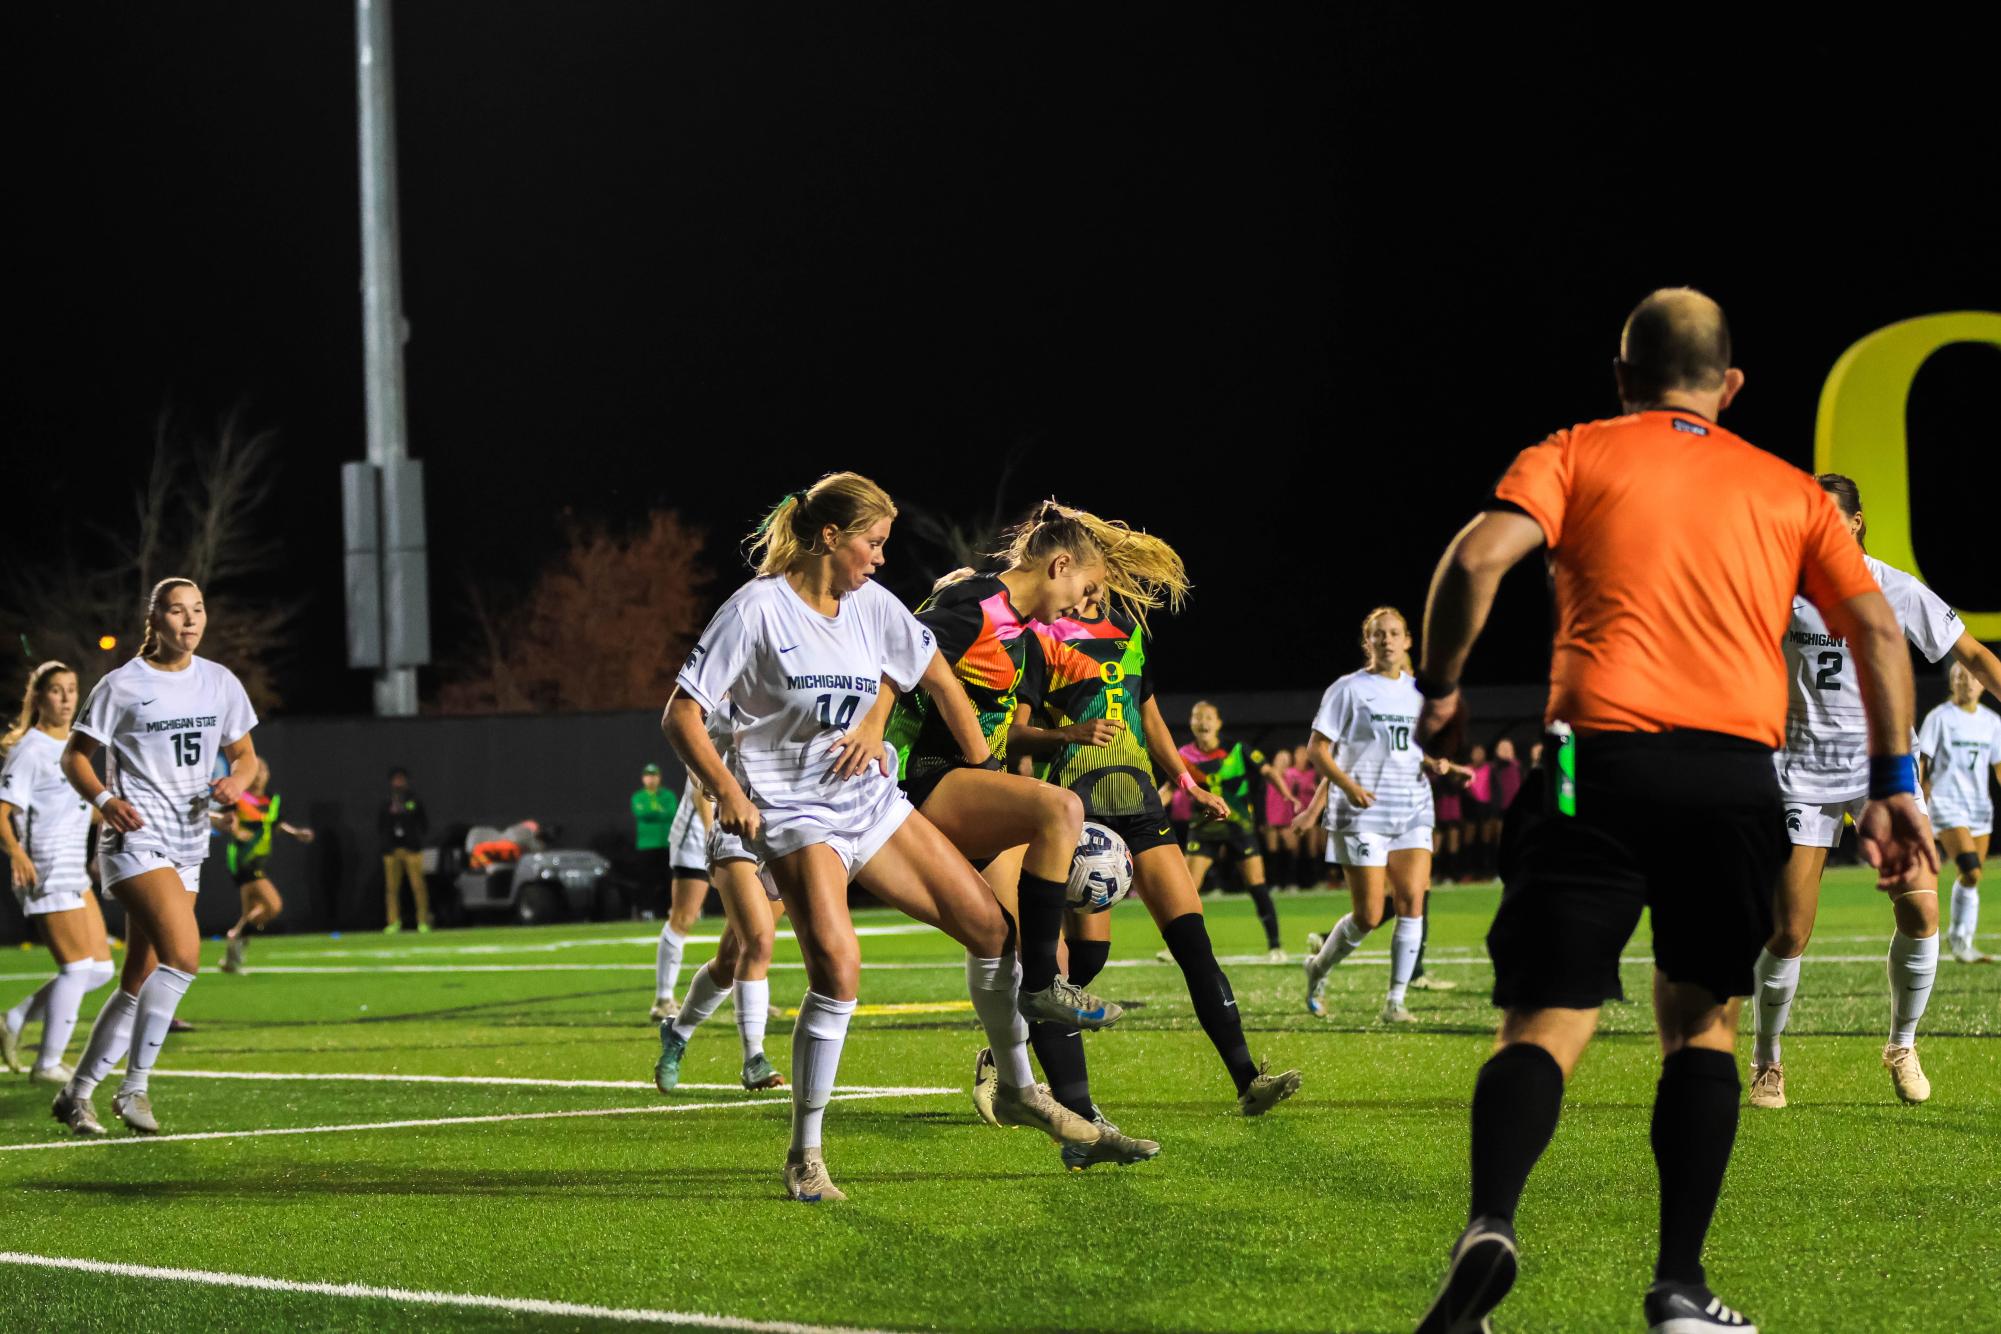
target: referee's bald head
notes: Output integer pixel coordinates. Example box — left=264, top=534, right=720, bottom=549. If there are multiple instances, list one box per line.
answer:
left=1615, top=288, right=1740, bottom=411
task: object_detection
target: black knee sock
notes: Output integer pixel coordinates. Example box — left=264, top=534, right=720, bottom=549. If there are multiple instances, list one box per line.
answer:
left=1161, top=913, right=1258, bottom=1095
left=1017, top=873, right=1066, bottom=992
left=1469, top=1043, right=1566, bottom=1224
left=1651, top=1047, right=1740, bottom=1286
left=1066, top=938, right=1110, bottom=988
left=1412, top=904, right=1430, bottom=980
left=1247, top=881, right=1281, bottom=950
left=1027, top=1022, right=1094, bottom=1119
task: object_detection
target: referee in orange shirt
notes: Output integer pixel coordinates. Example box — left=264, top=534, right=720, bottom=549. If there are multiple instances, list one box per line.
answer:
left=1410, top=289, right=1937, bottom=1334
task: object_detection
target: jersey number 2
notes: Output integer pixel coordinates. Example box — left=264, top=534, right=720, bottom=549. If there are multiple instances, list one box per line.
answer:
left=170, top=731, right=203, bottom=767
left=814, top=694, right=860, bottom=730
left=1813, top=652, right=1843, bottom=691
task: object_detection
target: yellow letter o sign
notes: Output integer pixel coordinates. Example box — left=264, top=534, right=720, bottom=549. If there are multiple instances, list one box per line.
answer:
left=1815, top=311, right=2001, bottom=641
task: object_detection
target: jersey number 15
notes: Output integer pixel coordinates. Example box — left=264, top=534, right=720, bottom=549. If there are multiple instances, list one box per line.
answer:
left=170, top=731, right=204, bottom=767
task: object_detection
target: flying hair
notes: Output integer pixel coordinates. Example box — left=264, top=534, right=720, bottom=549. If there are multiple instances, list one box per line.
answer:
left=995, top=500, right=1190, bottom=629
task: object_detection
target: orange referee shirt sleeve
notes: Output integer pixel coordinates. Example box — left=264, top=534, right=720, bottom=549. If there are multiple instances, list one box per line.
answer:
left=1491, top=429, right=1571, bottom=547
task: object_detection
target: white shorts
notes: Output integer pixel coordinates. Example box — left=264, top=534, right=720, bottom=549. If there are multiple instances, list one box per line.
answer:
left=668, top=804, right=709, bottom=874
left=1928, top=805, right=1992, bottom=839
left=707, top=824, right=782, bottom=902
left=100, top=844, right=202, bottom=893
left=1783, top=789, right=1930, bottom=848
left=1328, top=824, right=1434, bottom=868
left=755, top=782, right=914, bottom=880
left=14, top=884, right=88, bottom=917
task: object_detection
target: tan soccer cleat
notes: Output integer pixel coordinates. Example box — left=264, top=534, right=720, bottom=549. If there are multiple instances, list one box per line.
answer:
left=970, top=1047, right=999, bottom=1127
left=783, top=1148, right=846, bottom=1203
left=1747, top=1062, right=1787, bottom=1110
left=1883, top=1045, right=1930, bottom=1104
left=993, top=1080, right=1100, bottom=1145
left=648, top=994, right=679, bottom=1023
left=1239, top=1061, right=1303, bottom=1116
left=0, top=1020, right=22, bottom=1073
left=113, top=1089, right=160, bottom=1134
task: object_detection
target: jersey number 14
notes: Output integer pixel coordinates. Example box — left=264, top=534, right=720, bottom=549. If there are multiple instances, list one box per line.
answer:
left=814, top=694, right=861, bottom=730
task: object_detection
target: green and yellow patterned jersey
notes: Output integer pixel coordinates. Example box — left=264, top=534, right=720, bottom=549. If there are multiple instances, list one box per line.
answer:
left=1020, top=607, right=1162, bottom=819
left=886, top=573, right=1034, bottom=782
left=1180, top=740, right=1266, bottom=834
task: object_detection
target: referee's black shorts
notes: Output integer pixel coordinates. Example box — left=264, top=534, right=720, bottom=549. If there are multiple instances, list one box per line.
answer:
left=1487, top=729, right=1786, bottom=1009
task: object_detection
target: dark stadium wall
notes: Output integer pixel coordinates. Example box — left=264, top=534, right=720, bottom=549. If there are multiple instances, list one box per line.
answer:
left=0, top=676, right=1963, bottom=942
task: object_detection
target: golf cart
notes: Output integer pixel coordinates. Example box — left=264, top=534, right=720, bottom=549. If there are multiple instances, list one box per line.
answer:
left=443, top=820, right=614, bottom=925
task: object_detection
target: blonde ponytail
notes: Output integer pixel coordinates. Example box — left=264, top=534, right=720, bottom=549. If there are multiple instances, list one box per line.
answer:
left=744, top=473, right=898, bottom=576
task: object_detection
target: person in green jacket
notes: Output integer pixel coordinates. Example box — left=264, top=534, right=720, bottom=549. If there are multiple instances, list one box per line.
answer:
left=631, top=763, right=678, bottom=919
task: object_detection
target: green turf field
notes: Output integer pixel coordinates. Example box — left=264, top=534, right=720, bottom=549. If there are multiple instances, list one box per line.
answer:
left=1, top=866, right=1994, bottom=1332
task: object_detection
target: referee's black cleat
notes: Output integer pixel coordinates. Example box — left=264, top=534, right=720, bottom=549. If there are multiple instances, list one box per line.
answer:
left=1644, top=1280, right=1757, bottom=1333
left=1414, top=1215, right=1517, bottom=1334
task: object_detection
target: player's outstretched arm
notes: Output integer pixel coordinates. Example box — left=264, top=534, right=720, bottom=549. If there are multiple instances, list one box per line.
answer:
left=1947, top=632, right=2001, bottom=702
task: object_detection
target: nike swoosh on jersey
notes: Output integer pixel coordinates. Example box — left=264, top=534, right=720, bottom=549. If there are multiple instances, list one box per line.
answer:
left=779, top=644, right=801, bottom=653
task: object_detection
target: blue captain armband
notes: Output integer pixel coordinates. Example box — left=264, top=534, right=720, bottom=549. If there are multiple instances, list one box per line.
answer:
left=1868, top=754, right=1918, bottom=800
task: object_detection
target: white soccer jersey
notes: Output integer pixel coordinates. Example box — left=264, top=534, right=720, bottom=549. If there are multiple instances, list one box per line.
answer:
left=1311, top=668, right=1433, bottom=836
left=676, top=575, right=934, bottom=853
left=667, top=705, right=735, bottom=867
left=74, top=655, right=257, bottom=867
left=1917, top=701, right=2001, bottom=829
left=1777, top=555, right=1961, bottom=803
left=0, top=729, right=92, bottom=898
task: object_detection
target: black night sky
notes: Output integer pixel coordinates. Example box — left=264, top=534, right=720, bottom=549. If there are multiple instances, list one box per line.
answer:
left=15, top=7, right=1997, bottom=714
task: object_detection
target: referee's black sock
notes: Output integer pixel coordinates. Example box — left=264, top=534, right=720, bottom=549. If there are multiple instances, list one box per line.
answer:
left=1247, top=881, right=1281, bottom=951
left=1468, top=1042, right=1565, bottom=1224
left=1017, top=873, right=1067, bottom=993
left=1651, top=1047, right=1739, bottom=1286
left=1161, top=913, right=1258, bottom=1095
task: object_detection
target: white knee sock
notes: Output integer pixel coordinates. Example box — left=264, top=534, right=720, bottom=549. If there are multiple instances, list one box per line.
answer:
left=68, top=988, right=141, bottom=1098
left=35, top=960, right=112, bottom=1073
left=670, top=966, right=733, bottom=1043
left=964, top=953, right=1035, bottom=1087
left=120, top=965, right=195, bottom=1096
left=655, top=926, right=687, bottom=1003
left=1887, top=931, right=1938, bottom=1048
left=1386, top=916, right=1423, bottom=1005
left=1751, top=947, right=1802, bottom=1065
left=789, top=989, right=854, bottom=1153
left=5, top=975, right=57, bottom=1038
left=1312, top=912, right=1372, bottom=971
left=1949, top=879, right=1979, bottom=947
left=735, top=977, right=770, bottom=1061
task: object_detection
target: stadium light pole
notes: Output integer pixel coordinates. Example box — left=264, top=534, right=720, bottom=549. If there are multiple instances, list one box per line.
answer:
left=350, top=0, right=429, bottom=716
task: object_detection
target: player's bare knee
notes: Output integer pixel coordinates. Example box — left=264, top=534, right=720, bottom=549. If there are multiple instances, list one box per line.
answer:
left=1041, top=785, right=1084, bottom=839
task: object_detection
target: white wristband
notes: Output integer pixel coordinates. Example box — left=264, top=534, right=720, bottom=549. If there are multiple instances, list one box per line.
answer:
left=92, top=790, right=116, bottom=810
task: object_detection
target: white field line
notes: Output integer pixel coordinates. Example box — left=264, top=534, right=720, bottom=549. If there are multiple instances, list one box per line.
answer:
left=0, top=949, right=1921, bottom=984
left=146, top=1069, right=935, bottom=1094
left=276, top=922, right=932, bottom=961
left=0, top=1087, right=952, bottom=1155
left=0, top=1251, right=905, bottom=1333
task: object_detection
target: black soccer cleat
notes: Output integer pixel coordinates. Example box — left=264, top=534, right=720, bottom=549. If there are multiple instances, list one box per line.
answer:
left=1414, top=1215, right=1518, bottom=1334
left=1644, top=1280, right=1758, bottom=1332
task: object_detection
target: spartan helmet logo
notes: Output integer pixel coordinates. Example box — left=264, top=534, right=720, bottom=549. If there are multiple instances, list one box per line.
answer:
left=1785, top=807, right=1804, bottom=833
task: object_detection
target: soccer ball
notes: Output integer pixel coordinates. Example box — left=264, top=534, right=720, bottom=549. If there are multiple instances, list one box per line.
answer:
left=1065, top=821, right=1134, bottom=913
